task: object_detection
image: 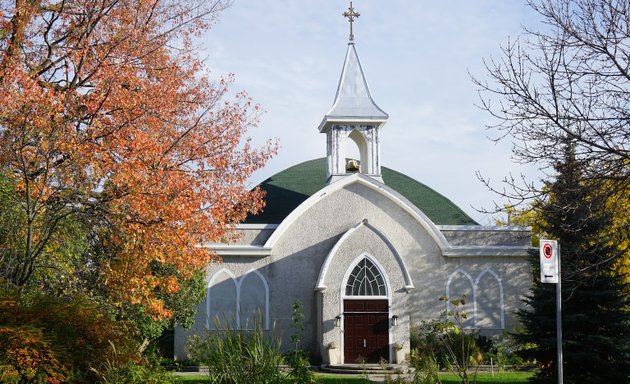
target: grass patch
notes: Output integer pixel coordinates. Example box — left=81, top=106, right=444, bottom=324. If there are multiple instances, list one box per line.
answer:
left=316, top=373, right=370, bottom=383
left=174, top=375, right=209, bottom=383
left=439, top=371, right=534, bottom=383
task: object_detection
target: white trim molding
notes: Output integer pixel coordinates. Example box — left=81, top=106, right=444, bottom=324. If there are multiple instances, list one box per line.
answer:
left=235, top=224, right=279, bottom=230
left=265, top=173, right=451, bottom=250
left=437, top=225, right=532, bottom=232
left=206, top=245, right=272, bottom=257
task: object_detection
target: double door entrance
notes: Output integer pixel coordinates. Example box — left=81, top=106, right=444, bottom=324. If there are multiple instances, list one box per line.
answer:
left=343, top=299, right=389, bottom=363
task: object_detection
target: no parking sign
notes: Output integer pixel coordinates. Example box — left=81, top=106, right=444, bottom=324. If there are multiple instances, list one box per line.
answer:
left=540, top=240, right=559, bottom=283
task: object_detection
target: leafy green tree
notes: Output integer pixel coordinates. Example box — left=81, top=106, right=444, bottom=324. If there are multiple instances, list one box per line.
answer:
left=0, top=171, right=91, bottom=295
left=514, top=141, right=630, bottom=383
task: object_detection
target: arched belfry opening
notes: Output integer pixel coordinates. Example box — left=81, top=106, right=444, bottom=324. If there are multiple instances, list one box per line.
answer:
left=347, top=129, right=367, bottom=173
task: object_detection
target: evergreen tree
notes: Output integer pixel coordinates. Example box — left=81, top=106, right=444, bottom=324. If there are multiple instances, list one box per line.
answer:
left=514, top=141, right=630, bottom=384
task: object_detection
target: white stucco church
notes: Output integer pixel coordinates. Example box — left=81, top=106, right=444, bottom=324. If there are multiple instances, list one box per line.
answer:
left=175, top=4, right=532, bottom=365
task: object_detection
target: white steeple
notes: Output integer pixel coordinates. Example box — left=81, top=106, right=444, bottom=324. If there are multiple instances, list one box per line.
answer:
left=319, top=2, right=388, bottom=183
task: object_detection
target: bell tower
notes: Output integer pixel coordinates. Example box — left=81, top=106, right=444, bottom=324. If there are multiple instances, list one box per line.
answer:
left=318, top=2, right=388, bottom=183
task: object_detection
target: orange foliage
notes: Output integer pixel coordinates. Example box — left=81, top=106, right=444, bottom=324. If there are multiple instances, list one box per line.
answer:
left=0, top=1, right=276, bottom=317
left=0, top=291, right=140, bottom=383
left=0, top=326, right=70, bottom=384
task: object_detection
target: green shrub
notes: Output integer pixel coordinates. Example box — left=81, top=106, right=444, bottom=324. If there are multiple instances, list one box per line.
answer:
left=187, top=317, right=285, bottom=384
left=408, top=352, right=440, bottom=384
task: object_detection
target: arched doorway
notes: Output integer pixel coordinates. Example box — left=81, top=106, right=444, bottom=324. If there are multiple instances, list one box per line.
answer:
left=341, top=255, right=390, bottom=363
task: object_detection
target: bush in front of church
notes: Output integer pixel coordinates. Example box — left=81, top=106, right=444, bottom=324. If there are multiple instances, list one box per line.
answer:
left=187, top=317, right=285, bottom=384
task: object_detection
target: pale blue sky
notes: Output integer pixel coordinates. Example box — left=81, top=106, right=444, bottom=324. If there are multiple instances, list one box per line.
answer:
left=199, top=1, right=543, bottom=224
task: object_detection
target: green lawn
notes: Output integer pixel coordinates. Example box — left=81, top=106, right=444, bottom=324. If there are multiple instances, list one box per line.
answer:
left=440, top=372, right=533, bottom=384
left=174, top=375, right=208, bottom=383
left=317, top=374, right=370, bottom=383
left=175, top=371, right=533, bottom=383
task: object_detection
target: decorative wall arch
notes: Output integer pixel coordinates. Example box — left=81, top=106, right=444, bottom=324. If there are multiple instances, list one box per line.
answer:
left=206, top=268, right=238, bottom=329
left=239, top=269, right=270, bottom=330
left=444, top=268, right=505, bottom=330
left=445, top=269, right=475, bottom=328
left=475, top=268, right=504, bottom=329
left=206, top=268, right=270, bottom=330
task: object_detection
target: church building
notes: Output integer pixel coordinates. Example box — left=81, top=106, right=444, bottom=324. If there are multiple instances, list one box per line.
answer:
left=174, top=4, right=532, bottom=365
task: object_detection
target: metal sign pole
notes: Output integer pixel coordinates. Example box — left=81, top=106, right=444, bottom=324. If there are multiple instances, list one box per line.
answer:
left=556, top=244, right=563, bottom=384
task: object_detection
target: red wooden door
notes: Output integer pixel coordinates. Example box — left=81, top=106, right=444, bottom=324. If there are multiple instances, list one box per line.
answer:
left=343, top=300, right=389, bottom=363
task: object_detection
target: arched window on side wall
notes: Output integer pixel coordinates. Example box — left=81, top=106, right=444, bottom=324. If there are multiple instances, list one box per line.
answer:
left=239, top=270, right=269, bottom=330
left=446, top=269, right=475, bottom=328
left=206, top=268, right=269, bottom=330
left=475, top=269, right=504, bottom=329
left=206, top=269, right=238, bottom=330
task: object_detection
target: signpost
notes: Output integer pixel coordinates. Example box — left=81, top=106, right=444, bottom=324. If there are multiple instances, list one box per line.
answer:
left=540, top=240, right=563, bottom=384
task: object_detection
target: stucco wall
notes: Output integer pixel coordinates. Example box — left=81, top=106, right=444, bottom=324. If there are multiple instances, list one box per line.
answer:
left=440, top=226, right=532, bottom=247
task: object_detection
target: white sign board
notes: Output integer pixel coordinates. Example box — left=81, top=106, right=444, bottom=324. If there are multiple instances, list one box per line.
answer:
left=540, top=240, right=559, bottom=284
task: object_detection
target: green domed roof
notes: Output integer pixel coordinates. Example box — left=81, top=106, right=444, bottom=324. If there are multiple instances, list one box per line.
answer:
left=247, top=158, right=477, bottom=225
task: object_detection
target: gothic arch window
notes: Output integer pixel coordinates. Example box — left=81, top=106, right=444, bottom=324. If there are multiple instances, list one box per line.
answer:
left=206, top=268, right=269, bottom=330
left=446, top=269, right=475, bottom=328
left=475, top=269, right=504, bottom=329
left=206, top=269, right=238, bottom=330
left=239, top=270, right=269, bottom=330
left=345, top=256, right=387, bottom=296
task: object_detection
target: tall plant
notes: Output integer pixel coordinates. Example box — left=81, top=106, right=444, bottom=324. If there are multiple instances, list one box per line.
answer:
left=435, top=296, right=479, bottom=384
left=286, top=300, right=316, bottom=384
left=187, top=316, right=284, bottom=384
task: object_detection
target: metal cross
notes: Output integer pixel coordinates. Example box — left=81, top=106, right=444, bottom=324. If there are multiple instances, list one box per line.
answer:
left=343, top=2, right=360, bottom=42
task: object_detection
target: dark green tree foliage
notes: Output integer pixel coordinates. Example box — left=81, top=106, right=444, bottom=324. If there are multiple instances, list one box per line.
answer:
left=515, top=141, right=630, bottom=383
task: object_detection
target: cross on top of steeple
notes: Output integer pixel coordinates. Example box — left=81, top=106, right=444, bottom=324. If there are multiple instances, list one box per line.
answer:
left=343, top=2, right=360, bottom=42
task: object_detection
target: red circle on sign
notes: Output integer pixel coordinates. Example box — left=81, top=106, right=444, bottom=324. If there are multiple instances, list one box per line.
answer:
left=543, top=243, right=553, bottom=259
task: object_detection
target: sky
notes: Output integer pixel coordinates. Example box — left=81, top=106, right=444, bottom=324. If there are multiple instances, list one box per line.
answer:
left=198, top=1, right=544, bottom=225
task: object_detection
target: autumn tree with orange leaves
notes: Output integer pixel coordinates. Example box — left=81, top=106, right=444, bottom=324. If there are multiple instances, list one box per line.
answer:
left=0, top=0, right=276, bottom=319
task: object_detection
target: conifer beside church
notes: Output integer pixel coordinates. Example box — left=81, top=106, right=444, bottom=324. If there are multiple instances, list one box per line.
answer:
left=514, top=141, right=630, bottom=383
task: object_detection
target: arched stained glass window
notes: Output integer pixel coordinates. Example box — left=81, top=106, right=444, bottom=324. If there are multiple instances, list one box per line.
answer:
left=345, top=257, right=386, bottom=296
